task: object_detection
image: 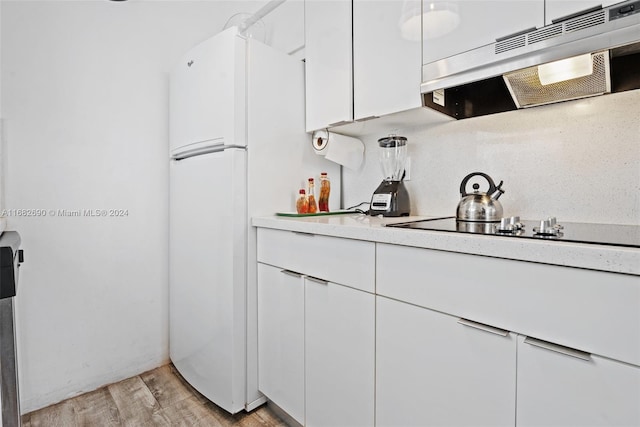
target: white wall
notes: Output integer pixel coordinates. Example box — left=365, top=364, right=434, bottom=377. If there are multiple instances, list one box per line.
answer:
left=343, top=90, right=640, bottom=225
left=1, top=0, right=265, bottom=413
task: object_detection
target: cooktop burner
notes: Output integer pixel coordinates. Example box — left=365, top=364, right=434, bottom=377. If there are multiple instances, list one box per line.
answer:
left=386, top=216, right=640, bottom=248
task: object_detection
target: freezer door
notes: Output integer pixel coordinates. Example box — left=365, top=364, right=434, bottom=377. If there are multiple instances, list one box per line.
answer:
left=169, top=148, right=247, bottom=414
left=169, top=27, right=246, bottom=153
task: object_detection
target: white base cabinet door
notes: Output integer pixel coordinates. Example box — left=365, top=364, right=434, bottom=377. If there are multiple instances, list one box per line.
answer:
left=376, top=296, right=517, bottom=427
left=257, top=263, right=305, bottom=425
left=517, top=335, right=640, bottom=426
left=305, top=278, right=375, bottom=427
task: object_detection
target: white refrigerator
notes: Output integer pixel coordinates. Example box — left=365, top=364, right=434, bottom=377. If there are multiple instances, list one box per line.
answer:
left=169, top=27, right=339, bottom=414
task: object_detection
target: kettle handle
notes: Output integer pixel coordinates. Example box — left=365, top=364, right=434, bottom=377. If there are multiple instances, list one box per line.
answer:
left=460, top=172, right=497, bottom=196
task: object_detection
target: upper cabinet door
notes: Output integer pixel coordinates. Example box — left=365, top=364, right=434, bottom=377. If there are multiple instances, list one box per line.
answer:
left=545, top=0, right=621, bottom=25
left=353, top=0, right=423, bottom=120
left=305, top=0, right=353, bottom=132
left=262, top=0, right=305, bottom=56
left=169, top=28, right=245, bottom=152
left=422, top=0, right=544, bottom=66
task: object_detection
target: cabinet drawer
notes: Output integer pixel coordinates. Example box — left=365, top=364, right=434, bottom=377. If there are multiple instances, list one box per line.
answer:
left=376, top=243, right=640, bottom=366
left=376, top=296, right=516, bottom=427
left=257, top=228, right=375, bottom=293
left=516, top=335, right=640, bottom=426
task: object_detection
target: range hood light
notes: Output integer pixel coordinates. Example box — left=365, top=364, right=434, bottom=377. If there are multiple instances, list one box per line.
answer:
left=537, top=53, right=594, bottom=86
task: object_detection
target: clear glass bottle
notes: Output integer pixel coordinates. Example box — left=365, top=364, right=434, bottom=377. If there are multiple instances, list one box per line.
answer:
left=307, top=178, right=318, bottom=214
left=296, top=189, right=309, bottom=214
left=319, top=172, right=330, bottom=212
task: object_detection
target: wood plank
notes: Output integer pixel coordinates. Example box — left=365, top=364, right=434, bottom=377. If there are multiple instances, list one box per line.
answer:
left=25, top=400, right=76, bottom=427
left=20, top=413, right=31, bottom=427
left=197, top=401, right=287, bottom=427
left=152, top=396, right=224, bottom=426
left=251, top=407, right=288, bottom=427
left=23, top=364, right=288, bottom=427
left=140, top=364, right=193, bottom=409
left=168, top=363, right=209, bottom=405
left=72, top=387, right=122, bottom=426
left=108, top=376, right=166, bottom=427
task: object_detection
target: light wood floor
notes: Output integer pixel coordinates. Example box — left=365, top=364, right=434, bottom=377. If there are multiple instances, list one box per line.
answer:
left=22, top=364, right=287, bottom=426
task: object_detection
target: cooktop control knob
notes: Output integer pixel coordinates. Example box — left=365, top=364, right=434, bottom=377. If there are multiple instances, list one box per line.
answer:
left=547, top=216, right=564, bottom=230
left=533, top=217, right=564, bottom=236
left=496, top=216, right=525, bottom=233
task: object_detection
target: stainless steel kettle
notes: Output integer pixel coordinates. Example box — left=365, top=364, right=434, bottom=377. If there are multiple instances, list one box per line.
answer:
left=456, top=172, right=505, bottom=222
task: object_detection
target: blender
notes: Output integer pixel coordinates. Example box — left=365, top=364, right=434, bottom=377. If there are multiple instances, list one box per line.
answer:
left=369, top=135, right=410, bottom=217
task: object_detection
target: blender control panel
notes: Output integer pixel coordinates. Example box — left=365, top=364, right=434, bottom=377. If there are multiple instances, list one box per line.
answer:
left=371, top=194, right=392, bottom=211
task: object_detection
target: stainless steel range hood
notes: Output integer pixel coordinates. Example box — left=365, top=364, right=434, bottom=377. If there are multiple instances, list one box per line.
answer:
left=421, top=0, right=640, bottom=119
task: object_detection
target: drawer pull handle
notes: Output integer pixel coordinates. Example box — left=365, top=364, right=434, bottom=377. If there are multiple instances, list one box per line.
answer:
left=306, top=276, right=329, bottom=285
left=292, top=231, right=315, bottom=237
left=327, top=120, right=353, bottom=127
left=355, top=115, right=378, bottom=122
left=457, top=318, right=509, bottom=337
left=280, top=269, right=303, bottom=278
left=524, top=337, right=591, bottom=361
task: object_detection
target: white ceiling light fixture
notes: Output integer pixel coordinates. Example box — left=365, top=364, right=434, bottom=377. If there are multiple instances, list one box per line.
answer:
left=537, top=53, right=594, bottom=85
left=400, top=1, right=460, bottom=41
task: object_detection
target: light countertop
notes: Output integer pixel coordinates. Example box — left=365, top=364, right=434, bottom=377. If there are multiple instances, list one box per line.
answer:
left=252, top=214, right=640, bottom=276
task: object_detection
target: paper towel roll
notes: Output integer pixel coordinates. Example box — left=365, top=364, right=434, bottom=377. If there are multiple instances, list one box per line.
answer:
left=311, top=130, right=364, bottom=171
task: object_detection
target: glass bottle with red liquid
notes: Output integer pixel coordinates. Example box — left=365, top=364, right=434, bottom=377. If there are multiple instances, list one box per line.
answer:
left=318, top=172, right=330, bottom=212
left=307, top=178, right=318, bottom=214
left=296, top=189, right=308, bottom=214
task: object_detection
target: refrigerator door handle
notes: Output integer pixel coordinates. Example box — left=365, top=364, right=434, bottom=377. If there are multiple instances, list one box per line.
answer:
left=171, top=139, right=246, bottom=160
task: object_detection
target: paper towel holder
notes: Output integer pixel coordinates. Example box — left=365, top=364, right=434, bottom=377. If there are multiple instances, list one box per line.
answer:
left=313, top=133, right=327, bottom=152
left=311, top=130, right=365, bottom=171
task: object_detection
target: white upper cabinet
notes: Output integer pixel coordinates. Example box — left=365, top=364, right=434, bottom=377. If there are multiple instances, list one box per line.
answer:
left=422, top=0, right=544, bottom=66
left=545, top=0, right=621, bottom=25
left=262, top=0, right=305, bottom=56
left=305, top=0, right=353, bottom=132
left=305, top=0, right=425, bottom=131
left=353, top=0, right=423, bottom=120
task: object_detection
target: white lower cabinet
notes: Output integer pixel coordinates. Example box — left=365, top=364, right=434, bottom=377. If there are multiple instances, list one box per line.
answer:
left=256, top=228, right=375, bottom=426
left=257, top=228, right=640, bottom=426
left=516, top=335, right=640, bottom=426
left=257, top=263, right=305, bottom=424
left=376, top=296, right=517, bottom=427
left=305, top=277, right=375, bottom=427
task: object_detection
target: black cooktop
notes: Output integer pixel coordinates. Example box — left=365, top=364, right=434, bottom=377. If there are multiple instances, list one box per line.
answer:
left=386, top=217, right=640, bottom=248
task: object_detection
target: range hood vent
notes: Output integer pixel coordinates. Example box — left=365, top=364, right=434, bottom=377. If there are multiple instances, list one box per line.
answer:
left=503, top=51, right=611, bottom=108
left=495, top=9, right=607, bottom=54
left=421, top=0, right=640, bottom=120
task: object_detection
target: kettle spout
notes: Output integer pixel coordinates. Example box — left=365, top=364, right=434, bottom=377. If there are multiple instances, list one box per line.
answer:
left=490, top=180, right=505, bottom=200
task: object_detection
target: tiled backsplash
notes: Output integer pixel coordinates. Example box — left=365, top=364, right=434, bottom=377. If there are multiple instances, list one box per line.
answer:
left=343, top=90, right=640, bottom=225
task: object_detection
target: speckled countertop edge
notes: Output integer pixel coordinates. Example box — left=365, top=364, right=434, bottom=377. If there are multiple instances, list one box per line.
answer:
left=252, top=214, right=640, bottom=276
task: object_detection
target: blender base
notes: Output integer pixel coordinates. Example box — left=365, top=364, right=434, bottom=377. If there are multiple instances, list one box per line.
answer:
left=369, top=180, right=410, bottom=217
